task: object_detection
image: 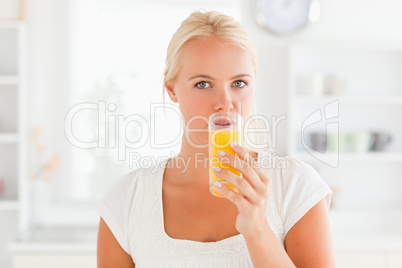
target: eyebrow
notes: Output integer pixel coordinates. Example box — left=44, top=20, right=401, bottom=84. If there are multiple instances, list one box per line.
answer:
left=188, top=74, right=253, bottom=81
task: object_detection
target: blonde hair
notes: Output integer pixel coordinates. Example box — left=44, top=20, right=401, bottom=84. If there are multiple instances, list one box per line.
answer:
left=162, top=10, right=273, bottom=153
left=163, top=10, right=258, bottom=86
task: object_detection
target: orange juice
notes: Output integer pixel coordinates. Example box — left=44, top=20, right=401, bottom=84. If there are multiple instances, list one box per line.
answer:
left=209, top=129, right=242, bottom=198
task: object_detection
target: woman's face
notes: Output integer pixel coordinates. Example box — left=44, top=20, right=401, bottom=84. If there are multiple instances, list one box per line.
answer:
left=165, top=37, right=256, bottom=146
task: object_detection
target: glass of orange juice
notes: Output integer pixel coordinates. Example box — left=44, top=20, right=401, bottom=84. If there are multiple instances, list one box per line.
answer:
left=209, top=111, right=242, bottom=198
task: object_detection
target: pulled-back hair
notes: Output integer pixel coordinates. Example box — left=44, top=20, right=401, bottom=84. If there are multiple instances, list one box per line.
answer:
left=163, top=10, right=258, bottom=87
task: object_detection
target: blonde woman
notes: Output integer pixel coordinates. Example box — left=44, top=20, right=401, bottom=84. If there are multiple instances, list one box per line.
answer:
left=97, top=10, right=336, bottom=268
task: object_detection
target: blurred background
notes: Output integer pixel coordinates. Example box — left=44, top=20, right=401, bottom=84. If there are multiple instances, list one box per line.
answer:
left=0, top=0, right=401, bottom=267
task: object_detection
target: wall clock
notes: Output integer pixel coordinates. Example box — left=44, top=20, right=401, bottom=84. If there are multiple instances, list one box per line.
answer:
left=254, top=0, right=321, bottom=34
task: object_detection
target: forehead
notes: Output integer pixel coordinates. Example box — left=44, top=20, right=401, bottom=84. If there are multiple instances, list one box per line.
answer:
left=178, top=37, right=255, bottom=78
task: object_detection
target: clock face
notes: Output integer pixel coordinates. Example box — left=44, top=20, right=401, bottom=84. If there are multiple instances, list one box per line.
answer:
left=256, top=0, right=312, bottom=34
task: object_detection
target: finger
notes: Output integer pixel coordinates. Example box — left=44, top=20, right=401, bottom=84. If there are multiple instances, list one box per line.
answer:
left=217, top=150, right=264, bottom=191
left=214, top=181, right=247, bottom=207
left=229, top=141, right=256, bottom=165
left=214, top=167, right=259, bottom=204
left=217, top=149, right=253, bottom=177
left=229, top=142, right=271, bottom=185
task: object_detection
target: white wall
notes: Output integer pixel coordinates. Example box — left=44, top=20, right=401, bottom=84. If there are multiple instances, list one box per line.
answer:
left=239, top=0, right=402, bottom=154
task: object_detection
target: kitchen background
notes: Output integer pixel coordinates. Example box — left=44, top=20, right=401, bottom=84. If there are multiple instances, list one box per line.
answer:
left=0, top=0, right=401, bottom=267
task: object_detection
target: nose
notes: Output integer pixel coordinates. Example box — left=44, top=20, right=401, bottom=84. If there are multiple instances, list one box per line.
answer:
left=214, top=88, right=234, bottom=112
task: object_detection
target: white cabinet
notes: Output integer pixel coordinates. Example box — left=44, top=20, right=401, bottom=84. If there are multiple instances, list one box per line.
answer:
left=287, top=42, right=402, bottom=162
left=0, top=21, right=28, bottom=268
left=287, top=42, right=402, bottom=267
left=286, top=42, right=402, bottom=210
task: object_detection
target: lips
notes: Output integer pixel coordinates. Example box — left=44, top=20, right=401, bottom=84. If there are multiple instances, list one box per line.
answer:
left=215, top=119, right=232, bottom=126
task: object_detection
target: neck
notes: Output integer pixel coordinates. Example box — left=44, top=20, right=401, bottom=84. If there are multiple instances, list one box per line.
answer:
left=167, top=132, right=258, bottom=190
left=168, top=132, right=210, bottom=189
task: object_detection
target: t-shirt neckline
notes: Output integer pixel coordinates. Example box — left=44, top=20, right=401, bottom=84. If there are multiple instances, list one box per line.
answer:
left=157, top=156, right=245, bottom=245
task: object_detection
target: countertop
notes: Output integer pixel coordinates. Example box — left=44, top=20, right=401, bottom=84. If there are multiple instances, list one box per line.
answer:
left=9, top=225, right=97, bottom=254
left=329, top=208, right=402, bottom=251
left=9, top=209, right=402, bottom=253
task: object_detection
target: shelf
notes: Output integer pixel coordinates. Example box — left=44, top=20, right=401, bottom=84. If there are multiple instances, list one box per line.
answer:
left=0, top=75, right=19, bottom=85
left=291, top=152, right=402, bottom=163
left=0, top=14, right=25, bottom=268
left=0, top=133, right=18, bottom=143
left=0, top=200, right=19, bottom=210
left=294, top=95, right=402, bottom=105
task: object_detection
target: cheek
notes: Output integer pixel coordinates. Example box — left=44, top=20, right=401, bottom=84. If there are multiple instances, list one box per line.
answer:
left=243, top=90, right=254, bottom=105
left=177, top=92, right=208, bottom=123
left=179, top=91, right=204, bottom=110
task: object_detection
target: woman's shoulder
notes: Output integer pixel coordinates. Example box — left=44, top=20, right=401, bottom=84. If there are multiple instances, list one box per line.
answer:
left=279, top=155, right=321, bottom=183
left=255, top=150, right=327, bottom=192
left=255, top=150, right=316, bottom=174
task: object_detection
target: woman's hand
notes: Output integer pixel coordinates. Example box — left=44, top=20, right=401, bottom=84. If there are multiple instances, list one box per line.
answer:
left=213, top=141, right=271, bottom=240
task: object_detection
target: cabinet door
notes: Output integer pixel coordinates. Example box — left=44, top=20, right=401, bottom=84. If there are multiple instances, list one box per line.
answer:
left=335, top=251, right=386, bottom=268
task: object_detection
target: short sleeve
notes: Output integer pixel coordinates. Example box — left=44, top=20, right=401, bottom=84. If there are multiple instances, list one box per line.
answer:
left=95, top=170, right=143, bottom=255
left=277, top=157, right=333, bottom=236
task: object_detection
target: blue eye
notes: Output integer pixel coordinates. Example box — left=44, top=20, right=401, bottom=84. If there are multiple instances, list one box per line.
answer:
left=196, top=81, right=210, bottom=89
left=233, top=80, right=247, bottom=88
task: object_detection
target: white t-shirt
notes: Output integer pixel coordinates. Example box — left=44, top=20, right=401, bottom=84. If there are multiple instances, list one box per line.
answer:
left=96, top=151, right=332, bottom=267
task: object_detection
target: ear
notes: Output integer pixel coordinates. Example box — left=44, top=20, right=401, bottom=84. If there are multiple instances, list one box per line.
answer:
left=165, top=81, right=178, bottom=103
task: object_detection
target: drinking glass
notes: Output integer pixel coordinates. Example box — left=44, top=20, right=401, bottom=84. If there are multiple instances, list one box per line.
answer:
left=208, top=111, right=242, bottom=198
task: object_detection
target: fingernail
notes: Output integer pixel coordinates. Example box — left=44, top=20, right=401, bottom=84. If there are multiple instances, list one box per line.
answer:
left=215, top=182, right=222, bottom=188
left=230, top=141, right=238, bottom=147
left=214, top=167, right=221, bottom=172
left=217, top=150, right=225, bottom=156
